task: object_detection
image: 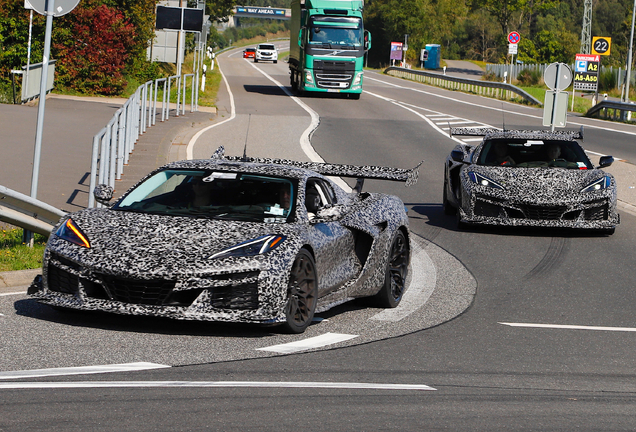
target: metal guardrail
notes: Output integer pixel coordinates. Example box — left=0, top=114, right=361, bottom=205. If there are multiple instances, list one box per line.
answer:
left=586, top=100, right=636, bottom=122
left=384, top=66, right=543, bottom=106
left=88, top=73, right=199, bottom=208
left=0, top=185, right=66, bottom=236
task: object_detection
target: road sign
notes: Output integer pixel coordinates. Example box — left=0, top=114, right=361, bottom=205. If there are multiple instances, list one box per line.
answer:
left=573, top=53, right=600, bottom=92
left=591, top=37, right=611, bottom=55
left=28, top=0, right=80, bottom=17
left=390, top=42, right=403, bottom=61
left=508, top=43, right=518, bottom=55
left=508, top=31, right=520, bottom=44
left=543, top=90, right=569, bottom=128
left=544, top=63, right=573, bottom=91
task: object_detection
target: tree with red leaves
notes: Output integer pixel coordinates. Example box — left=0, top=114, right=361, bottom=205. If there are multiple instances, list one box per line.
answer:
left=53, top=2, right=135, bottom=95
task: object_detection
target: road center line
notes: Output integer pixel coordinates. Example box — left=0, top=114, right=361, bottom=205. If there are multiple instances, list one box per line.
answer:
left=257, top=332, right=358, bottom=353
left=499, top=322, right=636, bottom=332
left=0, top=380, right=436, bottom=391
left=0, top=362, right=170, bottom=380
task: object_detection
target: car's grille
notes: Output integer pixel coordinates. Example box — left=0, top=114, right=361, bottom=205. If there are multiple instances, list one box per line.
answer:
left=519, top=205, right=567, bottom=220
left=209, top=282, right=259, bottom=310
left=474, top=200, right=502, bottom=217
left=47, top=264, right=79, bottom=295
left=584, top=204, right=609, bottom=221
left=97, top=274, right=176, bottom=306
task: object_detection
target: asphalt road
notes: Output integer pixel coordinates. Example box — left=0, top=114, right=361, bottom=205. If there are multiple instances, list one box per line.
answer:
left=1, top=48, right=636, bottom=430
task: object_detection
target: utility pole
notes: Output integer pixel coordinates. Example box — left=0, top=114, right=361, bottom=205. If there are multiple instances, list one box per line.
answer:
left=580, top=0, right=592, bottom=54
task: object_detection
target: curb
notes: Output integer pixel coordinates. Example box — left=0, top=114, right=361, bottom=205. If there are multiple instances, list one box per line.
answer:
left=0, top=268, right=40, bottom=289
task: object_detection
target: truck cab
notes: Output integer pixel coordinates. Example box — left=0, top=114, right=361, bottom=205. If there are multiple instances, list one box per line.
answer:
left=289, top=0, right=370, bottom=99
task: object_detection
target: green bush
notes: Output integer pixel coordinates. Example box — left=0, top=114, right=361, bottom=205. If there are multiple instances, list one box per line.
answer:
left=516, top=68, right=542, bottom=86
left=598, top=69, right=617, bottom=92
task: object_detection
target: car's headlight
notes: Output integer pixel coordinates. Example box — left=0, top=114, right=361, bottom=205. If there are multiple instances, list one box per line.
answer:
left=467, top=172, right=504, bottom=190
left=581, top=175, right=611, bottom=193
left=55, top=218, right=91, bottom=248
left=210, top=235, right=286, bottom=259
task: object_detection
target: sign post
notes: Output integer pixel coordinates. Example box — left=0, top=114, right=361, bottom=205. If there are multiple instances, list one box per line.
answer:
left=507, top=32, right=520, bottom=82
left=25, top=0, right=80, bottom=245
left=543, top=62, right=573, bottom=131
left=573, top=53, right=600, bottom=107
left=390, top=42, right=403, bottom=67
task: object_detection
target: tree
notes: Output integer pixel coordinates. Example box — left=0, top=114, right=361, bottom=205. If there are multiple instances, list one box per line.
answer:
left=53, top=2, right=135, bottom=94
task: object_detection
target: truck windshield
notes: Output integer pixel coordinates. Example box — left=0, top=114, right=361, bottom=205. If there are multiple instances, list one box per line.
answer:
left=309, top=16, right=362, bottom=47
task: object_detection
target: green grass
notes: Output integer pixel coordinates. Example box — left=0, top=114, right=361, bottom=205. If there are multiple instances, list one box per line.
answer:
left=0, top=228, right=47, bottom=272
left=518, top=86, right=593, bottom=114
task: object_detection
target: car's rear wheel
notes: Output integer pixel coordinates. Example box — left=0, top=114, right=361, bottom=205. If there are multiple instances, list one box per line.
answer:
left=374, top=230, right=409, bottom=308
left=283, top=249, right=317, bottom=333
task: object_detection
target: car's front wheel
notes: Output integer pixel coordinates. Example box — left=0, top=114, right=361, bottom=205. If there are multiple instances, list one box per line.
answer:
left=283, top=249, right=317, bottom=333
left=374, top=230, right=409, bottom=308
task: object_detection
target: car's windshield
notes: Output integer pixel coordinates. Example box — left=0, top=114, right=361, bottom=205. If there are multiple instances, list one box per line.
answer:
left=258, top=44, right=275, bottom=50
left=308, top=16, right=363, bottom=47
left=477, top=139, right=594, bottom=169
left=113, top=170, right=295, bottom=223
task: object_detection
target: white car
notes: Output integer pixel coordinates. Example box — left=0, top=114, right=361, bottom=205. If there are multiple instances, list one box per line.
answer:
left=255, top=43, right=278, bottom=63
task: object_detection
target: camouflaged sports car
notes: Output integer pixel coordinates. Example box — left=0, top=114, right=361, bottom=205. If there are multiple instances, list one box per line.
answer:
left=443, top=128, right=619, bottom=234
left=29, top=147, right=420, bottom=333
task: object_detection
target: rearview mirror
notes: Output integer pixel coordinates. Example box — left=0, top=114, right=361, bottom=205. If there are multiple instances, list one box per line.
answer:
left=93, top=184, right=114, bottom=205
left=451, top=150, right=465, bottom=163
left=598, top=155, right=614, bottom=168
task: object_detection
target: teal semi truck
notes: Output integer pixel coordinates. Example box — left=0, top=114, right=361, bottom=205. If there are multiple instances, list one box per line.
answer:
left=289, top=0, right=370, bottom=99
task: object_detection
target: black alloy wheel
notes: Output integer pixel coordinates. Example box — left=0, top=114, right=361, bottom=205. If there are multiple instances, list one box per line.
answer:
left=283, top=249, right=318, bottom=333
left=374, top=230, right=409, bottom=308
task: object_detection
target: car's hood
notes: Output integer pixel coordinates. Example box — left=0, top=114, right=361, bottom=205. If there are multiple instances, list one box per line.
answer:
left=51, top=209, right=297, bottom=276
left=469, top=166, right=611, bottom=201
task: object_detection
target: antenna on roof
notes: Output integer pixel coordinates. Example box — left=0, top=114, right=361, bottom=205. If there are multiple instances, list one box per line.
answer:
left=242, top=114, right=251, bottom=162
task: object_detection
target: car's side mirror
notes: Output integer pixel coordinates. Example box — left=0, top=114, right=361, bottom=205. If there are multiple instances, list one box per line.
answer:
left=313, top=204, right=348, bottom=222
left=93, top=184, right=114, bottom=205
left=598, top=155, right=614, bottom=168
left=450, top=150, right=465, bottom=163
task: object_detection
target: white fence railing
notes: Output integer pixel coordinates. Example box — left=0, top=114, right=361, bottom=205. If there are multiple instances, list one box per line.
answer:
left=88, top=73, right=199, bottom=208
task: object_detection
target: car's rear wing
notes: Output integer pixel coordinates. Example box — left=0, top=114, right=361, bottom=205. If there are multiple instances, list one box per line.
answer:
left=450, top=127, right=584, bottom=141
left=212, top=146, right=421, bottom=187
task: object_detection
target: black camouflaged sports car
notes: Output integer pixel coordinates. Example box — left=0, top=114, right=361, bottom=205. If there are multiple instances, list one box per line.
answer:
left=29, top=147, right=420, bottom=333
left=443, top=128, right=619, bottom=234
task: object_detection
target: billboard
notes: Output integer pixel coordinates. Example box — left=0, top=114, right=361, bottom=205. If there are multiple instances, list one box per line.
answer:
left=390, top=42, right=403, bottom=61
left=573, top=54, right=600, bottom=92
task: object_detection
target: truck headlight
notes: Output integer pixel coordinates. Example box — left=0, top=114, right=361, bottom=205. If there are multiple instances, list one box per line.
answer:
left=304, top=70, right=314, bottom=84
left=353, top=72, right=363, bottom=86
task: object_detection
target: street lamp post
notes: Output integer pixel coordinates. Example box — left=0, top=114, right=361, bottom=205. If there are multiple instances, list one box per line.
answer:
left=624, top=0, right=635, bottom=102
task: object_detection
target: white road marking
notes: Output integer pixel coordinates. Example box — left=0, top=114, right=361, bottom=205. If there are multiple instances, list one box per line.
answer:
left=499, top=322, right=636, bottom=332
left=366, top=73, right=636, bottom=145
left=371, top=237, right=436, bottom=322
left=245, top=60, right=352, bottom=192
left=256, top=332, right=358, bottom=353
left=0, top=291, right=27, bottom=297
left=186, top=54, right=237, bottom=160
left=0, top=362, right=170, bottom=380
left=0, top=380, right=436, bottom=391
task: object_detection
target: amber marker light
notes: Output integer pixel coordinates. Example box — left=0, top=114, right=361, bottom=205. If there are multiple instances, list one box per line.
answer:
left=55, top=218, right=91, bottom=248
